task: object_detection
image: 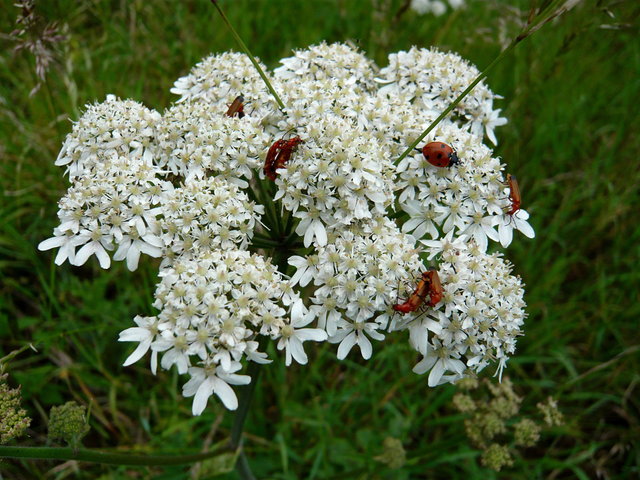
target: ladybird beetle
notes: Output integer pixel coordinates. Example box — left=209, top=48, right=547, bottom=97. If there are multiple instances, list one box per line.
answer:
left=506, top=173, right=521, bottom=215
left=420, top=142, right=459, bottom=168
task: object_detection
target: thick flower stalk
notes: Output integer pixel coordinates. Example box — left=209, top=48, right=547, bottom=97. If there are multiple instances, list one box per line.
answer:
left=40, top=42, right=534, bottom=414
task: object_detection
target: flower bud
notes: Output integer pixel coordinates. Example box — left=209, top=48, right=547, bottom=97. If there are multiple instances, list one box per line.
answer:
left=48, top=401, right=90, bottom=449
left=0, top=374, right=31, bottom=444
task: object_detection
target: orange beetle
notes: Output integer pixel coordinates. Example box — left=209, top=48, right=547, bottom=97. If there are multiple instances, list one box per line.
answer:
left=264, top=139, right=287, bottom=181
left=264, top=136, right=304, bottom=181
left=424, top=268, right=443, bottom=307
left=506, top=174, right=521, bottom=215
left=225, top=95, right=245, bottom=118
left=393, top=268, right=443, bottom=314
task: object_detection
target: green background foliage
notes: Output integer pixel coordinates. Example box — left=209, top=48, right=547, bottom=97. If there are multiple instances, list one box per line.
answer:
left=1, top=0, right=638, bottom=478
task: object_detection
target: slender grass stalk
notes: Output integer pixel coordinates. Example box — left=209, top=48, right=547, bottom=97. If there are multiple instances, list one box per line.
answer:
left=394, top=0, right=581, bottom=165
left=210, top=0, right=286, bottom=111
left=0, top=343, right=36, bottom=370
left=0, top=445, right=231, bottom=465
left=42, top=79, right=62, bottom=136
left=394, top=41, right=518, bottom=165
left=236, top=452, right=258, bottom=480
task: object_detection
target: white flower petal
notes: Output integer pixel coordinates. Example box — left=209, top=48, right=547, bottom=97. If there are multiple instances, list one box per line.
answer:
left=337, top=331, right=357, bottom=360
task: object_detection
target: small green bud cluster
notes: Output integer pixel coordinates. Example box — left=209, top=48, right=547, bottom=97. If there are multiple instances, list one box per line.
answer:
left=0, top=374, right=31, bottom=444
left=48, top=401, right=91, bottom=449
left=374, top=437, right=407, bottom=470
left=537, top=396, right=564, bottom=427
left=481, top=443, right=513, bottom=471
left=453, top=377, right=560, bottom=472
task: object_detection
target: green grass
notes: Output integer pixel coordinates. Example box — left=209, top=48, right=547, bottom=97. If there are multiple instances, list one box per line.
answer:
left=1, top=0, right=639, bottom=478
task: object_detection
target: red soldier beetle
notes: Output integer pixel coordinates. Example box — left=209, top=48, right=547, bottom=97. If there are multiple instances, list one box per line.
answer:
left=505, top=173, right=521, bottom=215
left=393, top=268, right=443, bottom=314
left=225, top=95, right=245, bottom=118
left=264, top=136, right=304, bottom=181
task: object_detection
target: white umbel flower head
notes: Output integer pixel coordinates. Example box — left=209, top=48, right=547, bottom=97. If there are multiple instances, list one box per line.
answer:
left=274, top=42, right=378, bottom=92
left=120, top=248, right=326, bottom=413
left=39, top=149, right=168, bottom=271
left=378, top=47, right=506, bottom=143
left=55, top=94, right=161, bottom=179
left=409, top=239, right=527, bottom=385
left=41, top=39, right=533, bottom=414
left=155, top=100, right=272, bottom=185
left=170, top=51, right=280, bottom=120
left=272, top=114, right=395, bottom=247
left=290, top=217, right=424, bottom=358
left=393, top=123, right=527, bottom=252
left=159, top=177, right=263, bottom=260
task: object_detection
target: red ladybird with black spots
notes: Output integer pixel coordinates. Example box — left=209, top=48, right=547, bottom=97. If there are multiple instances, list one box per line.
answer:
left=420, top=141, right=459, bottom=168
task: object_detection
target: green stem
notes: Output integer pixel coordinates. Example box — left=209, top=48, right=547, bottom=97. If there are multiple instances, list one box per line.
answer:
left=210, top=0, right=286, bottom=111
left=0, top=344, right=36, bottom=369
left=250, top=181, right=277, bottom=239
left=0, top=445, right=229, bottom=466
left=283, top=210, right=294, bottom=236
left=230, top=355, right=264, bottom=479
left=250, top=235, right=281, bottom=249
left=230, top=360, right=263, bottom=450
left=236, top=451, right=258, bottom=480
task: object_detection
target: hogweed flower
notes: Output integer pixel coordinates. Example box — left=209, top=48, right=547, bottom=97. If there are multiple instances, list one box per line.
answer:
left=40, top=42, right=534, bottom=414
left=377, top=47, right=507, bottom=144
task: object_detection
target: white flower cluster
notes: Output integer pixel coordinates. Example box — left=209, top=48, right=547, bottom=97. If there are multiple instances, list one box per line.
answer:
left=170, top=51, right=280, bottom=120
left=155, top=101, right=271, bottom=185
left=159, top=178, right=264, bottom=262
left=410, top=0, right=466, bottom=17
left=377, top=47, right=507, bottom=144
left=273, top=115, right=396, bottom=246
left=292, top=218, right=424, bottom=360
left=274, top=42, right=377, bottom=92
left=120, top=249, right=325, bottom=414
left=39, top=95, right=167, bottom=270
left=41, top=42, right=533, bottom=413
left=54, top=94, right=160, bottom=179
left=396, top=122, right=534, bottom=250
left=414, top=234, right=526, bottom=385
